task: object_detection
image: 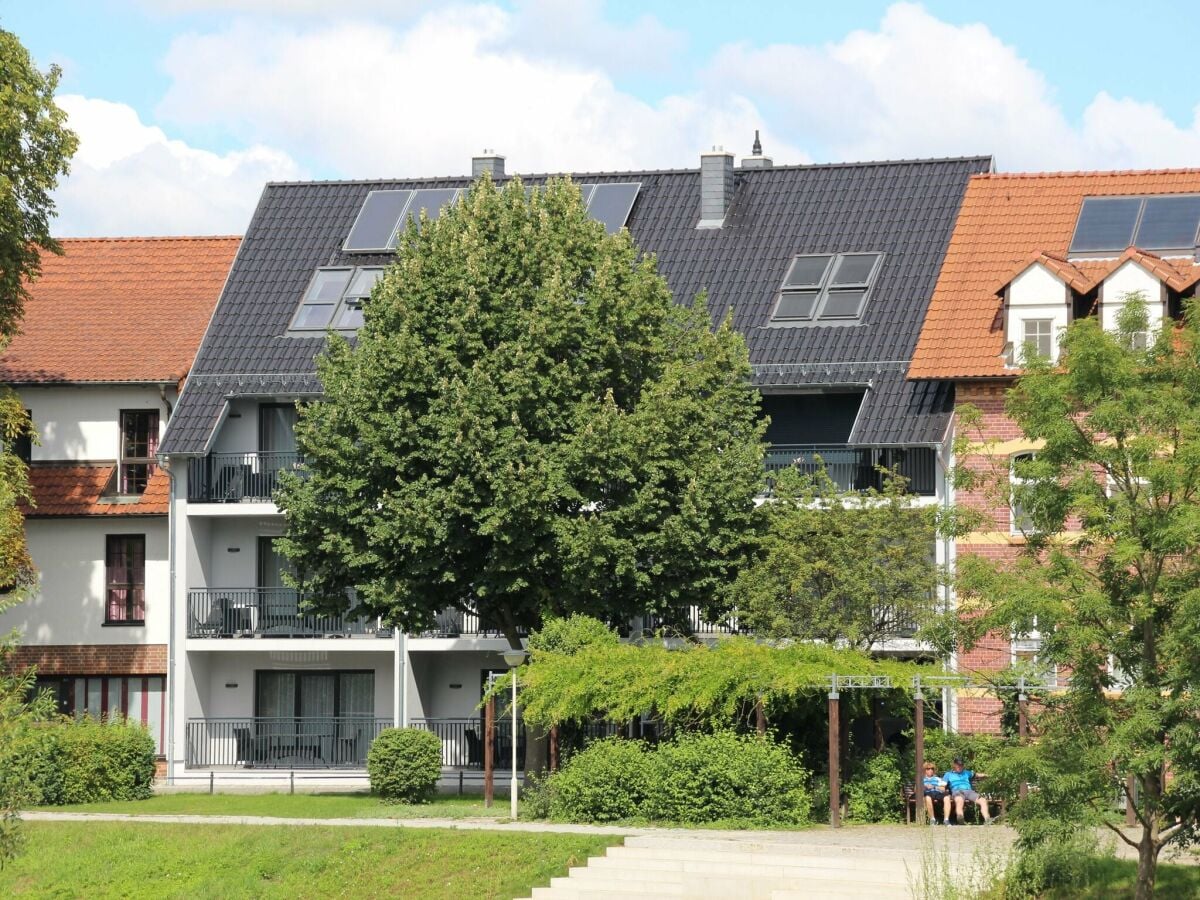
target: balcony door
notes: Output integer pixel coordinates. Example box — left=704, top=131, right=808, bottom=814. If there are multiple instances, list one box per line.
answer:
left=258, top=536, right=296, bottom=634
left=255, top=670, right=375, bottom=766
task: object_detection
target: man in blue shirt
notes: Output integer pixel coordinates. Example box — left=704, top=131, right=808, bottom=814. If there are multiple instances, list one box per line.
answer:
left=944, top=756, right=992, bottom=824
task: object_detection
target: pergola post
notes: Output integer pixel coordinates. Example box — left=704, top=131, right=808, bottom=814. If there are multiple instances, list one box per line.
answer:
left=914, top=679, right=925, bottom=825
left=483, top=694, right=495, bottom=807
left=828, top=679, right=840, bottom=828
left=1018, top=680, right=1029, bottom=802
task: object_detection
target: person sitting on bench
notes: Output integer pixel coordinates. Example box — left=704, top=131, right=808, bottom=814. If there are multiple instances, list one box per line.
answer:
left=944, top=756, right=992, bottom=824
left=922, top=763, right=950, bottom=823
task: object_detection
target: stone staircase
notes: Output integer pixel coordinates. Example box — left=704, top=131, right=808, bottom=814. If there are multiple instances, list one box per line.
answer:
left=519, top=833, right=970, bottom=899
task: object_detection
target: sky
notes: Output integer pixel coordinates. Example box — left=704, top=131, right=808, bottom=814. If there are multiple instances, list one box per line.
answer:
left=7, top=0, right=1200, bottom=237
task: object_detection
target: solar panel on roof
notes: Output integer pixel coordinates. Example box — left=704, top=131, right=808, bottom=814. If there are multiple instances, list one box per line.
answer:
left=1069, top=197, right=1142, bottom=254
left=400, top=188, right=460, bottom=228
left=587, top=183, right=641, bottom=234
left=344, top=191, right=412, bottom=252
left=1134, top=196, right=1200, bottom=250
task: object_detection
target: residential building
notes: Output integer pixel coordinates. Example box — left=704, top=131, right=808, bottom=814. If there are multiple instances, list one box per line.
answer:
left=159, top=146, right=990, bottom=782
left=909, top=170, right=1200, bottom=732
left=0, top=237, right=239, bottom=759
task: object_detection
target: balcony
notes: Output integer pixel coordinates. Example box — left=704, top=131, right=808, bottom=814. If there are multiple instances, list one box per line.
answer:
left=187, top=588, right=381, bottom=638
left=185, top=717, right=392, bottom=768
left=763, top=444, right=936, bottom=496
left=415, top=607, right=529, bottom=639
left=187, top=452, right=302, bottom=503
left=409, top=717, right=527, bottom=769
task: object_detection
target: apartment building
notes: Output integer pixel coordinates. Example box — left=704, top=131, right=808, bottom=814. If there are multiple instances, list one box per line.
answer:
left=0, top=237, right=239, bottom=757
left=909, top=170, right=1200, bottom=732
left=158, top=146, right=989, bottom=782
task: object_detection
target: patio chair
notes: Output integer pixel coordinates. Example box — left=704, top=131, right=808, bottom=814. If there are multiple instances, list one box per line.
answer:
left=465, top=728, right=482, bottom=768
left=192, top=597, right=228, bottom=638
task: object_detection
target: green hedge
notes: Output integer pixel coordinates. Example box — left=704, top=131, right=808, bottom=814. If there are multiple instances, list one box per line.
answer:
left=4, top=718, right=156, bottom=806
left=844, top=749, right=903, bottom=823
left=367, top=727, right=443, bottom=802
left=543, top=732, right=810, bottom=826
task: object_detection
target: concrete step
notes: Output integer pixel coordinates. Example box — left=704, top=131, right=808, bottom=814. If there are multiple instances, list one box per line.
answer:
left=576, top=857, right=909, bottom=885
left=624, top=834, right=919, bottom=858
left=604, top=844, right=919, bottom=874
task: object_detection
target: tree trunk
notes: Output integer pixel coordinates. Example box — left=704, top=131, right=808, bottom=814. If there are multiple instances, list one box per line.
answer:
left=872, top=697, right=884, bottom=752
left=1134, top=771, right=1162, bottom=900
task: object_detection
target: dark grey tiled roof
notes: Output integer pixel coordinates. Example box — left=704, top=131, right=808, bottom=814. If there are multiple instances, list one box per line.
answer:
left=162, top=156, right=989, bottom=454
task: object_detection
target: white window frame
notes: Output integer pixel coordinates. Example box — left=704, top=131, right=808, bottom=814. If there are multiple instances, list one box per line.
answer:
left=1022, top=318, right=1054, bottom=362
left=1010, top=452, right=1036, bottom=535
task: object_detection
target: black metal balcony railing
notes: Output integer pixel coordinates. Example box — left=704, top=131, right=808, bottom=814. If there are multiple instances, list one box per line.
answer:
left=415, top=607, right=530, bottom=639
left=640, top=606, right=741, bottom=636
left=410, top=717, right=526, bottom=769
left=187, top=588, right=379, bottom=638
left=763, top=445, right=937, bottom=496
left=185, top=717, right=392, bottom=768
left=187, top=452, right=303, bottom=502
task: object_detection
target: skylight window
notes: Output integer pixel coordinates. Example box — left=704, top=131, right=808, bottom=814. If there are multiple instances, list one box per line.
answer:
left=288, top=267, right=383, bottom=335
left=1069, top=195, right=1200, bottom=255
left=771, top=253, right=882, bottom=325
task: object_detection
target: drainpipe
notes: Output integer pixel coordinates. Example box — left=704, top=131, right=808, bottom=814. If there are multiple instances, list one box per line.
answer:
left=163, top=455, right=177, bottom=784
left=393, top=625, right=401, bottom=728
left=937, top=434, right=957, bottom=733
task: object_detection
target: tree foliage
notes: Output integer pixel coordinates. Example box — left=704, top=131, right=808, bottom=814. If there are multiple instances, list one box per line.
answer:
left=276, top=176, right=766, bottom=644
left=735, top=466, right=941, bottom=649
left=946, top=296, right=1200, bottom=899
left=512, top=619, right=926, bottom=729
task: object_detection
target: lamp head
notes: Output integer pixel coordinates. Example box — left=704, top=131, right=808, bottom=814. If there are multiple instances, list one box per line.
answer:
left=502, top=649, right=527, bottom=668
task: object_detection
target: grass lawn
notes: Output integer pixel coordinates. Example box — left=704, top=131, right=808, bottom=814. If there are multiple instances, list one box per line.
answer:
left=56, top=792, right=505, bottom=819
left=1040, top=856, right=1200, bottom=898
left=0, top=822, right=618, bottom=899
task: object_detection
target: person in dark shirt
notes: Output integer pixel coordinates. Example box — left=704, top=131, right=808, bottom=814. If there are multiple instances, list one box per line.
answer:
left=944, top=756, right=992, bottom=824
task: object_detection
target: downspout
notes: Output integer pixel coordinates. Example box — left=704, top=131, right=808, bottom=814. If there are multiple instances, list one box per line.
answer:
left=162, top=455, right=177, bottom=784
left=937, top=429, right=957, bottom=733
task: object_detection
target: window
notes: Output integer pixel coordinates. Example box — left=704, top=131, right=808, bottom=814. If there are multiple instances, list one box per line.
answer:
left=119, top=410, right=158, bottom=495
left=288, top=267, right=384, bottom=335
left=255, top=670, right=375, bottom=719
left=1010, top=453, right=1036, bottom=535
left=1021, top=319, right=1054, bottom=362
left=771, top=253, right=882, bottom=324
left=35, top=675, right=166, bottom=754
left=105, top=535, right=145, bottom=624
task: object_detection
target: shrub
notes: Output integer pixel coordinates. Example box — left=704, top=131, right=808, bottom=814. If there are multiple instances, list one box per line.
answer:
left=844, top=749, right=903, bottom=823
left=367, top=727, right=443, bottom=802
left=55, top=718, right=156, bottom=804
left=1003, top=828, right=1106, bottom=898
left=520, top=770, right=554, bottom=820
left=548, top=737, right=651, bottom=823
left=644, top=731, right=810, bottom=827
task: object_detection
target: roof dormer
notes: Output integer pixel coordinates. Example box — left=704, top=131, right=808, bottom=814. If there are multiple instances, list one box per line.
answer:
left=1000, top=255, right=1075, bottom=366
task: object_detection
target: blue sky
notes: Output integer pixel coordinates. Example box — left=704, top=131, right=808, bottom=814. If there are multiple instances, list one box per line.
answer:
left=6, top=1, right=1200, bottom=235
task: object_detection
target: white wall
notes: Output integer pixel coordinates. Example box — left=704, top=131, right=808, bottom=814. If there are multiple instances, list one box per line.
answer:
left=21, top=384, right=174, bottom=462
left=210, top=398, right=259, bottom=454
left=1005, top=264, right=1071, bottom=365
left=195, top=651, right=394, bottom=719
left=1100, top=262, right=1167, bottom=334
left=201, top=516, right=285, bottom=588
left=411, top=651, right=506, bottom=720
left=0, top=517, right=169, bottom=644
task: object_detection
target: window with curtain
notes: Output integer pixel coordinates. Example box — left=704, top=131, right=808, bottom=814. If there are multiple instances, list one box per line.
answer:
left=255, top=670, right=374, bottom=719
left=35, top=676, right=166, bottom=754
left=105, top=534, right=145, bottom=623
left=119, top=410, right=159, bottom=495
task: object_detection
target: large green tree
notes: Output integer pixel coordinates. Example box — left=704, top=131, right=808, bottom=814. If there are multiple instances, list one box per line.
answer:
left=0, top=29, right=76, bottom=863
left=276, top=176, right=766, bottom=647
left=948, top=297, right=1200, bottom=899
left=735, top=467, right=941, bottom=651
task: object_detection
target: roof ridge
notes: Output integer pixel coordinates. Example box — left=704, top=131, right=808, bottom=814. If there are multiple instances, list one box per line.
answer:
left=52, top=235, right=242, bottom=243
left=264, top=155, right=994, bottom=188
left=978, top=167, right=1200, bottom=180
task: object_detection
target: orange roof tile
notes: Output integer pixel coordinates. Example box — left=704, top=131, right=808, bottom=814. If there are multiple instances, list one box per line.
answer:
left=993, top=251, right=1093, bottom=295
left=0, top=237, right=239, bottom=384
left=910, top=170, right=1200, bottom=379
left=22, top=464, right=169, bottom=516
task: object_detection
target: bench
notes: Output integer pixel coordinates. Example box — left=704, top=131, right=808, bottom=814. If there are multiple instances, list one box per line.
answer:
left=903, top=780, right=1005, bottom=824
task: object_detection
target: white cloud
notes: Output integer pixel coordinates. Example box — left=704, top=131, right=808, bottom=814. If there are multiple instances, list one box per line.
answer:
left=709, top=2, right=1200, bottom=171
left=53, top=95, right=303, bottom=236
left=140, top=0, right=432, bottom=16
left=154, top=7, right=795, bottom=178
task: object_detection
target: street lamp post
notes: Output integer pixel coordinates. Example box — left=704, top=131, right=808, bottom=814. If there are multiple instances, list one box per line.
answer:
left=502, top=648, right=527, bottom=819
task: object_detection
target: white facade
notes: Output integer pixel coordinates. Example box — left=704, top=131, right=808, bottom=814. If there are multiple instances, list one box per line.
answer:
left=1099, top=261, right=1168, bottom=335
left=25, top=384, right=173, bottom=462
left=1004, top=263, right=1072, bottom=365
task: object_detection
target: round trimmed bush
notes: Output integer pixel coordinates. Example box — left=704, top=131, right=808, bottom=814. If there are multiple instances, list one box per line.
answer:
left=548, top=737, right=652, bottom=823
left=644, top=731, right=810, bottom=826
left=367, top=727, right=443, bottom=802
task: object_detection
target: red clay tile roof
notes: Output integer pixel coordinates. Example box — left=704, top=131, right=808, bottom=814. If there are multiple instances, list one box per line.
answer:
left=0, top=237, right=239, bottom=384
left=910, top=170, right=1200, bottom=380
left=993, top=251, right=1093, bottom=295
left=22, top=464, right=169, bottom=516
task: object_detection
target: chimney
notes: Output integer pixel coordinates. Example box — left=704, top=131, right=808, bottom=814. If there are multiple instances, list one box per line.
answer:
left=741, top=129, right=773, bottom=169
left=472, top=150, right=505, bottom=180
left=698, top=146, right=735, bottom=229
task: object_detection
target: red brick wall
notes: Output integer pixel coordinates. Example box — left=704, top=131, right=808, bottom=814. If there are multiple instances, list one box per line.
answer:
left=8, top=644, right=166, bottom=676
